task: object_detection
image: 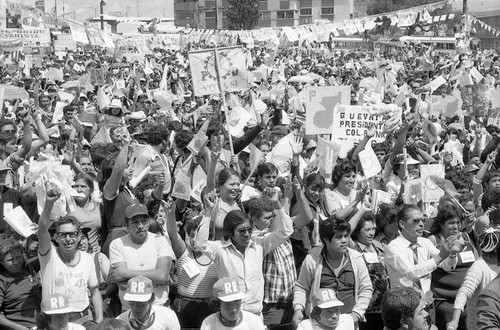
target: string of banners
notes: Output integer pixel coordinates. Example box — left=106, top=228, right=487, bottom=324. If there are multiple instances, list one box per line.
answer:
left=64, top=0, right=468, bottom=51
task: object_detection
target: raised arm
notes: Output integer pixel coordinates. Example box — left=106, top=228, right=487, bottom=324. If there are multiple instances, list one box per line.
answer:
left=163, top=199, right=186, bottom=258
left=15, top=114, right=33, bottom=159
left=38, top=182, right=61, bottom=256
left=103, top=141, right=130, bottom=200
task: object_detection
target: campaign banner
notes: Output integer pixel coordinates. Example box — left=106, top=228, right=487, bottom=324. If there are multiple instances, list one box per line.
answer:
left=189, top=46, right=249, bottom=96
left=0, top=28, right=50, bottom=45
left=331, top=104, right=388, bottom=142
left=305, top=86, right=350, bottom=135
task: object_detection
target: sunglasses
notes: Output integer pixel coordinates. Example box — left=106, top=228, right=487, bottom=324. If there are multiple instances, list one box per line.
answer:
left=236, top=227, right=253, bottom=235
left=56, top=231, right=80, bottom=239
left=410, top=218, right=426, bottom=224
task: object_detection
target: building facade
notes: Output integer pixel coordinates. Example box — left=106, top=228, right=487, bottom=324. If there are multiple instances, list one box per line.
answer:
left=174, top=0, right=354, bottom=29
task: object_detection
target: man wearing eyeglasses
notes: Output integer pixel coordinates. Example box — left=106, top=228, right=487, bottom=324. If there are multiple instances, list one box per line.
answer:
left=385, top=205, right=464, bottom=310
left=38, top=183, right=104, bottom=325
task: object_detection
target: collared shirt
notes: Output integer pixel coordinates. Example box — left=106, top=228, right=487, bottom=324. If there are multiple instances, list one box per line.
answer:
left=262, top=239, right=296, bottom=304
left=195, top=207, right=293, bottom=314
left=385, top=235, right=457, bottom=299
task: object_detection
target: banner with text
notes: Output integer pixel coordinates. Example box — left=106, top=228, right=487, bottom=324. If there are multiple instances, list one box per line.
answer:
left=331, top=105, right=387, bottom=142
left=0, top=28, right=50, bottom=45
left=305, top=86, right=350, bottom=135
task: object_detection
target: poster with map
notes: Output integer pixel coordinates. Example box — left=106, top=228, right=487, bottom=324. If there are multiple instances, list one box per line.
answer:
left=305, top=86, right=350, bottom=135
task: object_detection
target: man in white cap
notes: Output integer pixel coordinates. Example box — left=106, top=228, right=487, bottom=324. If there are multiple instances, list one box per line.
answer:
left=201, top=277, right=265, bottom=329
left=116, top=275, right=180, bottom=330
left=109, top=202, right=174, bottom=311
left=297, top=288, right=354, bottom=330
left=40, top=293, right=85, bottom=330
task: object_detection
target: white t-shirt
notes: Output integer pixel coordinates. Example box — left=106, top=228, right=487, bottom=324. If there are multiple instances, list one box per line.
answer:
left=109, top=232, right=175, bottom=310
left=200, top=311, right=266, bottom=330
left=297, top=314, right=354, bottom=330
left=39, top=246, right=98, bottom=312
left=116, top=305, right=180, bottom=330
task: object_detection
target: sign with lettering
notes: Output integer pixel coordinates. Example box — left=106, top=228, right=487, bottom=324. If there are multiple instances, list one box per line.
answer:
left=331, top=105, right=388, bottom=142
left=0, top=28, right=50, bottom=45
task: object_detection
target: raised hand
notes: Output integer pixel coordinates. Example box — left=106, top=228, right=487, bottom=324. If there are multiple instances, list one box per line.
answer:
left=290, top=135, right=303, bottom=155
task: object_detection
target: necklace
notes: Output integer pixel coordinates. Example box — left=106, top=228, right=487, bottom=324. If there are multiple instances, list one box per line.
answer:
left=219, top=311, right=242, bottom=327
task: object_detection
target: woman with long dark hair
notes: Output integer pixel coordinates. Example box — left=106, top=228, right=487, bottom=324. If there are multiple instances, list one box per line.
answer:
left=0, top=238, right=41, bottom=329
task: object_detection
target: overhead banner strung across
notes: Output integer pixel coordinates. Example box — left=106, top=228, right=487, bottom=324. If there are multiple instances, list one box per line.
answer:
left=188, top=46, right=248, bottom=96
left=0, top=28, right=50, bottom=45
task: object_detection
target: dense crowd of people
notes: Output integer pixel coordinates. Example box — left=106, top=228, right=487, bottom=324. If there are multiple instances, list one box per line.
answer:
left=0, top=31, right=499, bottom=330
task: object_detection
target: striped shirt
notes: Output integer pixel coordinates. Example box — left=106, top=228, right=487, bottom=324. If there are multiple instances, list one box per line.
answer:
left=177, top=248, right=218, bottom=299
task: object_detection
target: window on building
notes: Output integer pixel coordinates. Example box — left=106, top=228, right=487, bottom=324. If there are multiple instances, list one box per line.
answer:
left=321, top=0, right=334, bottom=6
left=205, top=11, right=216, bottom=18
left=277, top=10, right=294, bottom=19
left=300, top=0, right=312, bottom=7
left=321, top=7, right=334, bottom=15
left=300, top=8, right=312, bottom=16
left=259, top=11, right=271, bottom=19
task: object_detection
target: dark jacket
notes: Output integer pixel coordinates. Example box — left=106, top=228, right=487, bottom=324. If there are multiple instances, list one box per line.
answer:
left=477, top=274, right=500, bottom=330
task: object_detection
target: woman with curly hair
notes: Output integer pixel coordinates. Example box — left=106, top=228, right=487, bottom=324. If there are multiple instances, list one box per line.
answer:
left=428, top=204, right=479, bottom=330
left=325, top=160, right=367, bottom=220
left=350, top=212, right=390, bottom=330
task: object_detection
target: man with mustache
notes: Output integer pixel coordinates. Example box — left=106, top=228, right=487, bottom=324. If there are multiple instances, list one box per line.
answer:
left=108, top=202, right=174, bottom=312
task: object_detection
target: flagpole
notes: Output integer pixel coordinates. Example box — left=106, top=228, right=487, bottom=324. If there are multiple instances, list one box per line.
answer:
left=213, top=46, right=234, bottom=156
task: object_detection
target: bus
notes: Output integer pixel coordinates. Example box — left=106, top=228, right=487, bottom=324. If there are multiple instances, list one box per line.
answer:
left=329, top=36, right=374, bottom=51
left=399, top=36, right=456, bottom=52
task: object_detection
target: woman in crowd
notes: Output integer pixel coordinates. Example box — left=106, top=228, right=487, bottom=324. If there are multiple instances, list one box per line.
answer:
left=350, top=212, right=390, bottom=330
left=293, top=216, right=373, bottom=328
left=0, top=238, right=41, bottom=329
left=374, top=203, right=400, bottom=247
left=291, top=173, right=329, bottom=269
left=164, top=200, right=218, bottom=328
left=70, top=173, right=102, bottom=252
left=447, top=228, right=500, bottom=330
left=428, top=204, right=479, bottom=330
left=325, top=160, right=367, bottom=222
left=209, top=168, right=243, bottom=241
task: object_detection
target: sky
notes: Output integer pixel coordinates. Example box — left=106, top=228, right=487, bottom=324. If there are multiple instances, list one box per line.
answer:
left=14, top=0, right=174, bottom=21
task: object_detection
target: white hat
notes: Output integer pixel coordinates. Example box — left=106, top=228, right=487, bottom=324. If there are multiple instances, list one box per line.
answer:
left=127, top=111, right=147, bottom=121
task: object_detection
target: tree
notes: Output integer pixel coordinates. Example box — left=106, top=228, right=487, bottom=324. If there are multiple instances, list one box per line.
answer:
left=367, top=0, right=442, bottom=16
left=227, top=0, right=259, bottom=30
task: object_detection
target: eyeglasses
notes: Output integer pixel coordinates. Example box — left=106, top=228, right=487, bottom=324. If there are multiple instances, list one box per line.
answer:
left=56, top=231, right=80, bottom=239
left=410, top=218, right=426, bottom=224
left=236, top=227, right=253, bottom=235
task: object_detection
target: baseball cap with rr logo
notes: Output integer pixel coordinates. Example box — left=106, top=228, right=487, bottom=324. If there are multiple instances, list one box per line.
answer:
left=123, top=275, right=154, bottom=302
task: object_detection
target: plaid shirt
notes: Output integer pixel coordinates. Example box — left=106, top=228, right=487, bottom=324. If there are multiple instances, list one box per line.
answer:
left=261, top=238, right=296, bottom=303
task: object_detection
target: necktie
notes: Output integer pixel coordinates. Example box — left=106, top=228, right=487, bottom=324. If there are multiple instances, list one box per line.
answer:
left=410, top=242, right=422, bottom=290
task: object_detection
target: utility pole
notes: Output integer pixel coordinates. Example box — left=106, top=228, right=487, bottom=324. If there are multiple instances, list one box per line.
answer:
left=100, top=0, right=105, bottom=30
left=463, top=0, right=468, bottom=37
left=214, top=0, right=218, bottom=30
